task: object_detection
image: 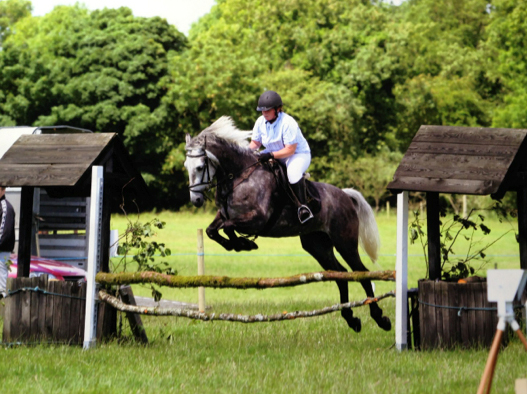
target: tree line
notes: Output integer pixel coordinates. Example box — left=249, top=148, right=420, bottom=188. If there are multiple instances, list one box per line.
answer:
left=0, top=0, right=525, bottom=211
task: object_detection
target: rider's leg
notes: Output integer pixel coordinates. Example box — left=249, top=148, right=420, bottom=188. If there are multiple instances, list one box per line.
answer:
left=284, top=153, right=313, bottom=223
left=291, top=180, right=313, bottom=223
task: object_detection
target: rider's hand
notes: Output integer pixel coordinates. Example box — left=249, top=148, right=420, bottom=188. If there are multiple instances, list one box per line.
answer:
left=258, top=152, right=274, bottom=163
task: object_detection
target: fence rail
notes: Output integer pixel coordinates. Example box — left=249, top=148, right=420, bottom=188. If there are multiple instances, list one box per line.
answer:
left=95, top=270, right=396, bottom=289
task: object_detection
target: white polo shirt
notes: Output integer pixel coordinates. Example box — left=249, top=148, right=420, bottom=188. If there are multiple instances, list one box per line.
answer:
left=252, top=112, right=310, bottom=155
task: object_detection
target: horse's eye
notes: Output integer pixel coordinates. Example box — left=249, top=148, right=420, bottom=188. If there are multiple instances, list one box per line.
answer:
left=196, top=165, right=204, bottom=172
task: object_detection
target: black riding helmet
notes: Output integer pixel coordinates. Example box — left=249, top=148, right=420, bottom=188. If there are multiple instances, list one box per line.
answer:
left=256, top=90, right=282, bottom=111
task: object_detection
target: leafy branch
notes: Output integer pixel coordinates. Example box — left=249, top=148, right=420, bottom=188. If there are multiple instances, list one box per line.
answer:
left=110, top=200, right=175, bottom=301
left=409, top=201, right=515, bottom=281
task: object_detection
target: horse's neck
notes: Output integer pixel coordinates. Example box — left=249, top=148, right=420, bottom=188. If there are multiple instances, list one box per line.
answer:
left=209, top=143, right=254, bottom=175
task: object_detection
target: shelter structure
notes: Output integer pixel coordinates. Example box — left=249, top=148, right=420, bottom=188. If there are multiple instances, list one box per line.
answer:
left=387, top=125, right=527, bottom=350
left=0, top=132, right=149, bottom=276
left=0, top=132, right=150, bottom=346
left=0, top=126, right=94, bottom=264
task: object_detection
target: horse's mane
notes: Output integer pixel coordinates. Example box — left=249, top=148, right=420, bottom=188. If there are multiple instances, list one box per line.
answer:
left=202, top=116, right=252, bottom=148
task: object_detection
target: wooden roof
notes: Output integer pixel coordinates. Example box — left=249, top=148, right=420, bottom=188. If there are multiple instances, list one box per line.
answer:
left=0, top=133, right=150, bottom=204
left=387, top=125, right=527, bottom=198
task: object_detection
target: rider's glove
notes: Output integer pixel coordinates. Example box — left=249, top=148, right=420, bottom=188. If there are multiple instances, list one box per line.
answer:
left=258, top=152, right=274, bottom=163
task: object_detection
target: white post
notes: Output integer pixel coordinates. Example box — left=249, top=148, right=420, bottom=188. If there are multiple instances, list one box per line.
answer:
left=463, top=195, right=467, bottom=218
left=197, top=229, right=206, bottom=312
left=84, top=166, right=104, bottom=350
left=109, top=229, right=119, bottom=258
left=395, top=191, right=409, bottom=351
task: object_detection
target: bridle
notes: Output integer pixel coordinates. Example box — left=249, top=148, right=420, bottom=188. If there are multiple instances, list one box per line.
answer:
left=186, top=141, right=261, bottom=196
left=185, top=148, right=218, bottom=193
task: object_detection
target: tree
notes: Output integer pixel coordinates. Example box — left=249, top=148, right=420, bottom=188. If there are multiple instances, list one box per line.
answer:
left=0, top=5, right=188, bottom=207
left=485, top=0, right=527, bottom=128
left=165, top=0, right=398, bottom=187
left=327, top=150, right=402, bottom=211
left=0, top=0, right=31, bottom=46
left=389, top=0, right=494, bottom=149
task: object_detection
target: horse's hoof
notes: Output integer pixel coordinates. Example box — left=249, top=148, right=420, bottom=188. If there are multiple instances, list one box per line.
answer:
left=347, top=317, right=362, bottom=333
left=376, top=316, right=392, bottom=331
left=234, top=238, right=258, bottom=252
left=342, top=309, right=361, bottom=332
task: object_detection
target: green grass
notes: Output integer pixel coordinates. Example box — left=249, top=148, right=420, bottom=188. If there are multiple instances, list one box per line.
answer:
left=1, top=210, right=525, bottom=393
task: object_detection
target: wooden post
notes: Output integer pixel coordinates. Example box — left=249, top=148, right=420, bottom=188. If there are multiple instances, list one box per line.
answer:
left=84, top=166, right=104, bottom=350
left=426, top=192, right=441, bottom=280
left=119, top=286, right=148, bottom=344
left=17, top=186, right=34, bottom=278
left=462, top=195, right=467, bottom=218
left=197, top=229, right=206, bottom=312
left=396, top=191, right=408, bottom=351
left=517, top=187, right=527, bottom=270
left=386, top=201, right=390, bottom=219
left=100, top=178, right=111, bottom=273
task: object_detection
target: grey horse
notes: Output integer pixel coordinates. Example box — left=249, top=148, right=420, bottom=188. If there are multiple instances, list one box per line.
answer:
left=184, top=116, right=391, bottom=332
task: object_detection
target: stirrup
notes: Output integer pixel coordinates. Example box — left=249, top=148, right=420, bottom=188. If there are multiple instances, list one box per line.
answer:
left=298, top=205, right=314, bottom=224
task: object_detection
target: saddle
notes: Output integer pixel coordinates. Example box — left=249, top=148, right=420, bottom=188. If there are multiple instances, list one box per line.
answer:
left=267, top=159, right=321, bottom=215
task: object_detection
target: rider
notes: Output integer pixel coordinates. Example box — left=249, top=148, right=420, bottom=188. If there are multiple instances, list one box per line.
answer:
left=249, top=90, right=313, bottom=223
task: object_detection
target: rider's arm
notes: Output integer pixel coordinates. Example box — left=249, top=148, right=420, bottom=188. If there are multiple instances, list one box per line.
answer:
left=272, top=144, right=297, bottom=159
left=249, top=140, right=261, bottom=150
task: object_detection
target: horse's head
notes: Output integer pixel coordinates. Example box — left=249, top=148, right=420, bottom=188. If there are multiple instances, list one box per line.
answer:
left=184, top=117, right=253, bottom=207
left=184, top=133, right=220, bottom=207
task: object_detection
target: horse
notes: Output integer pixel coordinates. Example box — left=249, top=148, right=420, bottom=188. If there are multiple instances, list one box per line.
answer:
left=184, top=116, right=391, bottom=333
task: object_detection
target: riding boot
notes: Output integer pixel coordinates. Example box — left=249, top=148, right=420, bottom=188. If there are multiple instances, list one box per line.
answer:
left=291, top=180, right=314, bottom=224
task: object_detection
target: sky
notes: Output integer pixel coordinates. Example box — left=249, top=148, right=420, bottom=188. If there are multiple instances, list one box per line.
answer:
left=32, top=0, right=217, bottom=36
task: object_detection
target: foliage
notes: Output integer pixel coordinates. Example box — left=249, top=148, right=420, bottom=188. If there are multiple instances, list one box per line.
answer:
left=1, top=1, right=527, bottom=209
left=0, top=0, right=31, bottom=46
left=111, top=215, right=174, bottom=301
left=326, top=149, right=402, bottom=209
left=486, top=0, right=527, bottom=128
left=0, top=4, right=187, bottom=208
left=409, top=202, right=515, bottom=281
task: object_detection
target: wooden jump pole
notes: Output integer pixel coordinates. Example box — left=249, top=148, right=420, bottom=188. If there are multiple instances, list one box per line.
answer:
left=96, top=270, right=395, bottom=289
left=197, top=229, right=206, bottom=312
left=99, top=290, right=395, bottom=322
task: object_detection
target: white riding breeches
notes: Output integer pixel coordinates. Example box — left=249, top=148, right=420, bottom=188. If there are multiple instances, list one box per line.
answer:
left=278, top=153, right=311, bottom=184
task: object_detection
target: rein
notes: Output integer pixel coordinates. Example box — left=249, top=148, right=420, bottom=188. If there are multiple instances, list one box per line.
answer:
left=186, top=149, right=260, bottom=193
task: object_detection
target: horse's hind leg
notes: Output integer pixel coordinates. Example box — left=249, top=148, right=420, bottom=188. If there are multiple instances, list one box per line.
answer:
left=332, top=234, right=391, bottom=331
left=300, top=232, right=362, bottom=333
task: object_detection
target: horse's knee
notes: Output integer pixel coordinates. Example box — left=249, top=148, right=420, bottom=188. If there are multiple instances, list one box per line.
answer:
left=342, top=309, right=361, bottom=333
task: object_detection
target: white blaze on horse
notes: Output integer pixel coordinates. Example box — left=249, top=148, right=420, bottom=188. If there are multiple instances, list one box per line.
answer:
left=184, top=116, right=391, bottom=333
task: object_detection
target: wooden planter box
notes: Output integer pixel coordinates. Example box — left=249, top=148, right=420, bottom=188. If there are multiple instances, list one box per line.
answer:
left=2, top=276, right=116, bottom=345
left=418, top=279, right=500, bottom=349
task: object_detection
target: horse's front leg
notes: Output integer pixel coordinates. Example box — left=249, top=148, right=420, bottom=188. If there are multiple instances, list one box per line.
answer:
left=223, top=226, right=258, bottom=252
left=206, top=211, right=235, bottom=251
left=205, top=212, right=259, bottom=252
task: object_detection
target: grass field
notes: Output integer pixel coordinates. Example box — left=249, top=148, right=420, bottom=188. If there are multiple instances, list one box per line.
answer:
left=1, top=209, right=526, bottom=393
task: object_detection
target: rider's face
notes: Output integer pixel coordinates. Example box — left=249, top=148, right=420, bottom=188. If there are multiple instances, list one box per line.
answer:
left=262, top=108, right=277, bottom=122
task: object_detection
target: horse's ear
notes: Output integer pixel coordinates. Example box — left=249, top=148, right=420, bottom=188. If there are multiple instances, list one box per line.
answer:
left=185, top=133, right=191, bottom=145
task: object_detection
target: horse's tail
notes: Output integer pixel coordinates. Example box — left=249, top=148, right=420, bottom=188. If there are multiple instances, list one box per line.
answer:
left=342, top=188, right=380, bottom=263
